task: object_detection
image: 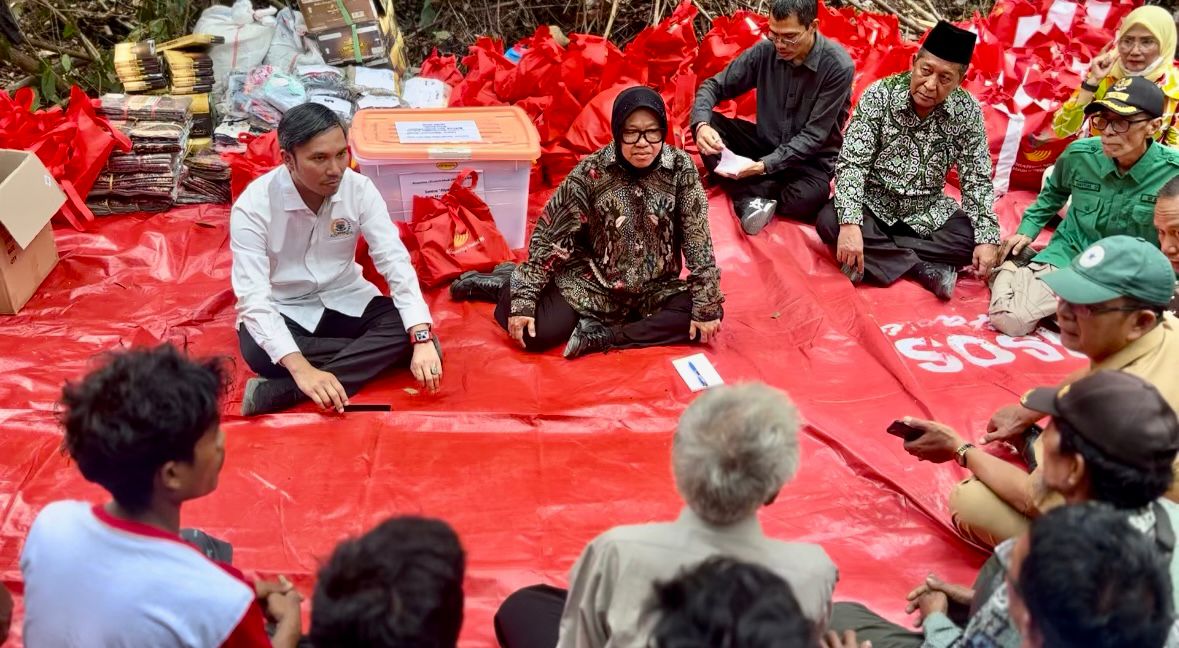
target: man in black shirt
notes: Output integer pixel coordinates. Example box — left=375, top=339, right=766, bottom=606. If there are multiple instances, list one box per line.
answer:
left=691, top=0, right=854, bottom=235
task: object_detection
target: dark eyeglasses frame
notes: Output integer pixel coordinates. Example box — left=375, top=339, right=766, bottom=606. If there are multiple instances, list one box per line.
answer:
left=620, top=129, right=665, bottom=144
left=1090, top=114, right=1154, bottom=134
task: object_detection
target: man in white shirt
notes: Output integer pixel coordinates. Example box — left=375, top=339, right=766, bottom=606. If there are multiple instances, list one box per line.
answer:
left=20, top=344, right=302, bottom=647
left=493, top=383, right=838, bottom=648
left=232, top=103, right=442, bottom=416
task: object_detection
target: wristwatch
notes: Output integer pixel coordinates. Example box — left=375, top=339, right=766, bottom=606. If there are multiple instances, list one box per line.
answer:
left=955, top=442, right=976, bottom=467
left=412, top=327, right=433, bottom=345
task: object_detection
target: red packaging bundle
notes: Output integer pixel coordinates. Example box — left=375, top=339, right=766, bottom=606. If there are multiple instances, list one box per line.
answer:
left=0, top=86, right=131, bottom=229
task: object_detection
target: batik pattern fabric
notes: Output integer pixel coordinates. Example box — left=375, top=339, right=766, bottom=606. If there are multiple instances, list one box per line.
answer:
left=511, top=145, right=724, bottom=324
left=834, top=72, right=1000, bottom=245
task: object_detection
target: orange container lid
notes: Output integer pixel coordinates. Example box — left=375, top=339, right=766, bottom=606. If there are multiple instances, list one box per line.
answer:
left=350, top=106, right=541, bottom=162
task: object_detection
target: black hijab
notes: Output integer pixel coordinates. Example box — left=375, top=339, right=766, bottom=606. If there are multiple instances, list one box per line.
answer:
left=611, top=86, right=668, bottom=177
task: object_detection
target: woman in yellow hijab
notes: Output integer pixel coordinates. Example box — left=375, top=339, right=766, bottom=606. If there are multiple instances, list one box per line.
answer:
left=1052, top=5, right=1179, bottom=145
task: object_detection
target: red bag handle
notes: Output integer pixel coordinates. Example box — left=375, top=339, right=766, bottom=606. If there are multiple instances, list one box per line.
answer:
left=449, top=169, right=479, bottom=192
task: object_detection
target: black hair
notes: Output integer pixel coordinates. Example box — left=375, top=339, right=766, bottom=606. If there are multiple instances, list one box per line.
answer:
left=1160, top=172, right=1179, bottom=200
left=915, top=48, right=969, bottom=77
left=310, top=516, right=466, bottom=648
left=278, top=103, right=347, bottom=154
left=1056, top=418, right=1174, bottom=509
left=59, top=344, right=227, bottom=513
left=648, top=557, right=813, bottom=648
left=770, top=0, right=817, bottom=25
left=1019, top=503, right=1173, bottom=648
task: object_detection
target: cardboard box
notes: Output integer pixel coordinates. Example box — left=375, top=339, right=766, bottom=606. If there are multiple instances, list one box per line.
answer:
left=300, top=0, right=379, bottom=33
left=376, top=0, right=408, bottom=78
left=0, top=150, right=64, bottom=314
left=314, top=22, right=387, bottom=66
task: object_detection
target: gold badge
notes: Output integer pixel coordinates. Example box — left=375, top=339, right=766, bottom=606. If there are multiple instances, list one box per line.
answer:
left=328, top=218, right=355, bottom=239
left=1113, top=77, right=1132, bottom=91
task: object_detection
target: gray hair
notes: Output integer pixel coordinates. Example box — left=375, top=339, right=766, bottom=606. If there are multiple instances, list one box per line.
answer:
left=1160, top=172, right=1179, bottom=200
left=672, top=383, right=801, bottom=525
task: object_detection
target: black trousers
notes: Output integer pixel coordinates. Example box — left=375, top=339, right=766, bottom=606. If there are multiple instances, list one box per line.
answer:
left=238, top=296, right=411, bottom=395
left=492, top=282, right=695, bottom=353
left=495, top=585, right=567, bottom=648
left=699, top=112, right=832, bottom=224
left=815, top=200, right=976, bottom=286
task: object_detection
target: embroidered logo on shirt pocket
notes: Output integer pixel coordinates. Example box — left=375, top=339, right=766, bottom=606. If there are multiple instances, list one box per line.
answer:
left=1071, top=179, right=1101, bottom=193
left=1140, top=194, right=1159, bottom=205
left=328, top=218, right=356, bottom=239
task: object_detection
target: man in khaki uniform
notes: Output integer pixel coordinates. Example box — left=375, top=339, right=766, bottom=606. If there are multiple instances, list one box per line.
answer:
left=902, top=235, right=1179, bottom=548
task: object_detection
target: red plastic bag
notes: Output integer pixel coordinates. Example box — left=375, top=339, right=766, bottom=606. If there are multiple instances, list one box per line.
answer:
left=0, top=86, right=130, bottom=229
left=420, top=48, right=464, bottom=86
left=223, top=131, right=282, bottom=202
left=560, top=35, right=625, bottom=103
left=403, top=170, right=513, bottom=286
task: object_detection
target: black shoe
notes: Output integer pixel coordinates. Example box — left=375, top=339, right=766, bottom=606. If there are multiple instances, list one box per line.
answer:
left=449, top=262, right=515, bottom=302
left=1010, top=246, right=1038, bottom=267
left=735, top=197, right=778, bottom=235
left=907, top=261, right=958, bottom=301
left=563, top=317, right=615, bottom=359
left=240, top=377, right=305, bottom=416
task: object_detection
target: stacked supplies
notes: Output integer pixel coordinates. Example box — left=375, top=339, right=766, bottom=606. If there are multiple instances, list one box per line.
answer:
left=87, top=94, right=193, bottom=215
left=177, top=152, right=232, bottom=205
left=158, top=34, right=223, bottom=95
left=113, top=41, right=168, bottom=93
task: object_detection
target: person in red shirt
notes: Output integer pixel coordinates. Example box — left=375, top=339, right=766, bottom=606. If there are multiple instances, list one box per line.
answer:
left=20, top=344, right=302, bottom=647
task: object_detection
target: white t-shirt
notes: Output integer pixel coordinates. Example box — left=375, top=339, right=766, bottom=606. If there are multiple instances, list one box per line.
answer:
left=20, top=500, right=270, bottom=647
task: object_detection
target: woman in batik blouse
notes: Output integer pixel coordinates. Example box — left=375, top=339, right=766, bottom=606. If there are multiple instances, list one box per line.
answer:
left=449, top=85, right=725, bottom=359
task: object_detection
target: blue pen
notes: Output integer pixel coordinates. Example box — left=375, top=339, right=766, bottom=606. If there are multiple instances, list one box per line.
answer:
left=687, top=361, right=709, bottom=388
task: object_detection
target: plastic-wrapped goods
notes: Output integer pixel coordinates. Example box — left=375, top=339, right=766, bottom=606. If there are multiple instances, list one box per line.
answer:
left=97, top=94, right=193, bottom=122
left=309, top=95, right=354, bottom=120
left=264, top=8, right=326, bottom=74
left=193, top=0, right=277, bottom=95
left=402, top=77, right=451, bottom=108
left=261, top=73, right=308, bottom=113
left=87, top=197, right=173, bottom=215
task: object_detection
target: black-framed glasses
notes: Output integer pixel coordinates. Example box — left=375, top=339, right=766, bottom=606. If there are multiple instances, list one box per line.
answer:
left=763, top=26, right=811, bottom=46
left=620, top=129, right=665, bottom=144
left=1058, top=297, right=1147, bottom=318
left=1091, top=114, right=1153, bottom=134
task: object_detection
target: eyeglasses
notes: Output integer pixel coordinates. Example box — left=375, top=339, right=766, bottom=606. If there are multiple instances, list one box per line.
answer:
left=1058, top=297, right=1148, bottom=318
left=620, top=129, right=665, bottom=144
left=1091, top=115, right=1153, bottom=134
left=764, top=26, right=811, bottom=46
left=1118, top=35, right=1159, bottom=52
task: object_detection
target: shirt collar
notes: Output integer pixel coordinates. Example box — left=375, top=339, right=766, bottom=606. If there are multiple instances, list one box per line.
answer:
left=1127, top=140, right=1163, bottom=183
left=675, top=506, right=765, bottom=538
left=1092, top=314, right=1175, bottom=371
left=798, top=33, right=824, bottom=71
left=279, top=165, right=345, bottom=212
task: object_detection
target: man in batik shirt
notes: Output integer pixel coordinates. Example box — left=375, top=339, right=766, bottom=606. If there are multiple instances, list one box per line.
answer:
left=816, top=21, right=1000, bottom=300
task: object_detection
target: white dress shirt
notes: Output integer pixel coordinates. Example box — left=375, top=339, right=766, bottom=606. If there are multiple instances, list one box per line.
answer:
left=230, top=165, right=432, bottom=364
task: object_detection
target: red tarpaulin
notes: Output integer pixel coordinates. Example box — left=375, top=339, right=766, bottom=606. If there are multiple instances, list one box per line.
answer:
left=0, top=188, right=1080, bottom=645
left=0, top=0, right=1126, bottom=642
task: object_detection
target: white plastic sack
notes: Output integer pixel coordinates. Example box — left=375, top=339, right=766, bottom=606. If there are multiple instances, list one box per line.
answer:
left=402, top=77, right=451, bottom=109
left=264, top=8, right=325, bottom=75
left=194, top=0, right=277, bottom=96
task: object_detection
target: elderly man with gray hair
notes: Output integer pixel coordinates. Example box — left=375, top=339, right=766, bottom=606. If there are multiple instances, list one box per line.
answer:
left=492, top=382, right=838, bottom=648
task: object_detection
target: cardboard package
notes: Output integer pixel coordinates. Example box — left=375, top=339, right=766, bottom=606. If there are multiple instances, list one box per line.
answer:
left=314, top=22, right=386, bottom=65
left=0, top=150, right=65, bottom=314
left=300, top=0, right=379, bottom=33
left=376, top=0, right=408, bottom=78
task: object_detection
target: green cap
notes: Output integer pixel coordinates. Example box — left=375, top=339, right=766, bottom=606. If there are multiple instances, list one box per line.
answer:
left=1042, top=235, right=1176, bottom=306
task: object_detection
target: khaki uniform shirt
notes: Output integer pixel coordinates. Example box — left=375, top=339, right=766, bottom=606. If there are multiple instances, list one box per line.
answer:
left=555, top=508, right=838, bottom=648
left=1034, top=314, right=1179, bottom=511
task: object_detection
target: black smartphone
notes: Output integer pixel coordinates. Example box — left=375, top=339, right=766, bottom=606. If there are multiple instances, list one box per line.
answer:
left=343, top=404, right=392, bottom=412
left=886, top=420, right=923, bottom=442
